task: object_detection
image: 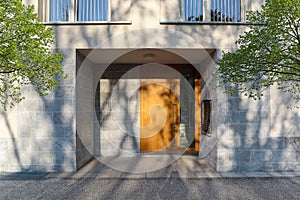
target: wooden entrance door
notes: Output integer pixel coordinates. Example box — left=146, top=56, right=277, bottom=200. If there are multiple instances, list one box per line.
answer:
left=140, top=75, right=200, bottom=153
left=140, top=79, right=180, bottom=152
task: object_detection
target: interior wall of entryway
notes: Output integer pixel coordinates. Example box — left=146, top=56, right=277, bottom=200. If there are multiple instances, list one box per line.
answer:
left=76, top=51, right=95, bottom=169
left=95, top=64, right=141, bottom=156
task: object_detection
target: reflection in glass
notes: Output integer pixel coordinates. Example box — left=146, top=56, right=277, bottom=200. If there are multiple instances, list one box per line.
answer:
left=184, top=0, right=203, bottom=21
left=180, top=68, right=195, bottom=148
left=210, top=0, right=241, bottom=22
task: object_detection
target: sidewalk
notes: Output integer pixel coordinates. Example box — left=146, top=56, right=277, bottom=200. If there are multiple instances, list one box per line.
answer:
left=1, top=156, right=300, bottom=180
left=1, top=156, right=300, bottom=200
left=70, top=156, right=300, bottom=179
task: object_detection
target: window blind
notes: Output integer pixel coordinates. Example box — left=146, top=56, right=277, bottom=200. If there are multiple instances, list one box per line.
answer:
left=77, top=0, right=108, bottom=21
left=50, top=0, right=69, bottom=21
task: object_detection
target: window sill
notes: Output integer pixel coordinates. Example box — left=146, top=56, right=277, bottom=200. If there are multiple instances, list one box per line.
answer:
left=160, top=21, right=249, bottom=25
left=43, top=21, right=132, bottom=26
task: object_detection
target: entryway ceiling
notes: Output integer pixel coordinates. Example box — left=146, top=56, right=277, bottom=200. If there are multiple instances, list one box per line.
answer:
left=78, top=49, right=215, bottom=64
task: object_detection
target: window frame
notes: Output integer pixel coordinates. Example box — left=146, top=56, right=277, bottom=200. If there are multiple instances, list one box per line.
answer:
left=180, top=0, right=247, bottom=23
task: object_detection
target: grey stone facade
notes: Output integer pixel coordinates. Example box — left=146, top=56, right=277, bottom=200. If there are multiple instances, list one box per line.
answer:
left=213, top=91, right=300, bottom=172
left=0, top=49, right=76, bottom=172
left=0, top=0, right=299, bottom=173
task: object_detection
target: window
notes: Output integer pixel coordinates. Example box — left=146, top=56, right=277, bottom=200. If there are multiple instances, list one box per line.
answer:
left=182, top=0, right=242, bottom=22
left=184, top=0, right=203, bottom=21
left=50, top=0, right=69, bottom=22
left=77, top=0, right=109, bottom=21
left=39, top=0, right=110, bottom=22
left=210, top=0, right=241, bottom=22
left=201, top=100, right=211, bottom=136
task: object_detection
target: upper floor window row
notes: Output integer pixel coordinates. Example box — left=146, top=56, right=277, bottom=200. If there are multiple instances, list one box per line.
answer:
left=184, top=0, right=241, bottom=22
left=40, top=0, right=243, bottom=23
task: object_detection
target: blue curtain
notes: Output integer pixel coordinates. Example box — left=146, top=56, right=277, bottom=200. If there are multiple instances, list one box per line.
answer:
left=50, top=0, right=69, bottom=22
left=77, top=0, right=108, bottom=21
left=210, top=0, right=241, bottom=22
left=184, top=0, right=203, bottom=21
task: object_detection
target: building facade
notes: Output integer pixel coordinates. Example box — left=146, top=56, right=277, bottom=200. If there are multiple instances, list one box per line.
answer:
left=0, top=0, right=299, bottom=172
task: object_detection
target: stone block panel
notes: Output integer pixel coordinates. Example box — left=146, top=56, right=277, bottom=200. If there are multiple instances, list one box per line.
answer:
left=31, top=139, right=75, bottom=152
left=295, top=163, right=300, bottom=171
left=0, top=139, right=31, bottom=152
left=272, top=150, right=296, bottom=162
left=240, top=137, right=285, bottom=150
left=284, top=137, right=300, bottom=150
left=0, top=151, right=19, bottom=165
left=100, top=137, right=139, bottom=152
left=17, top=112, right=36, bottom=125
left=257, top=162, right=296, bottom=172
left=0, top=165, right=8, bottom=171
left=218, top=137, right=241, bottom=150
left=44, top=99, right=73, bottom=112
left=226, top=124, right=270, bottom=138
left=54, top=86, right=75, bottom=98
left=239, top=162, right=259, bottom=172
left=216, top=162, right=239, bottom=172
left=100, top=121, right=123, bottom=132
left=7, top=139, right=31, bottom=152
left=53, top=151, right=76, bottom=166
left=0, top=140, right=8, bottom=151
left=20, top=125, right=72, bottom=139
left=218, top=150, right=251, bottom=163
left=251, top=150, right=273, bottom=162
left=61, top=65, right=75, bottom=86
left=53, top=112, right=74, bottom=126
left=226, top=111, right=270, bottom=124
left=18, top=99, right=46, bottom=112
left=100, top=131, right=126, bottom=141
left=227, top=96, right=270, bottom=111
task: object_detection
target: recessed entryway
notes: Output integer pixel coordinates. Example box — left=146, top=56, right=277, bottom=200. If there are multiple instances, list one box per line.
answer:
left=76, top=48, right=216, bottom=170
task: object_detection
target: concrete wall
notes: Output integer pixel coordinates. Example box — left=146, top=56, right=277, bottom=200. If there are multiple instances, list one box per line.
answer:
left=0, top=0, right=297, bottom=172
left=0, top=49, right=76, bottom=172
left=216, top=87, right=300, bottom=172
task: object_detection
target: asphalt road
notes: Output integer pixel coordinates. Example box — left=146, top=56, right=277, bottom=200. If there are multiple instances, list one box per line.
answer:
left=0, top=176, right=300, bottom=200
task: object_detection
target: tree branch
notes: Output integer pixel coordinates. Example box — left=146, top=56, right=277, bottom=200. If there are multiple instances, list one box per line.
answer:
left=0, top=69, right=17, bottom=74
left=261, top=69, right=300, bottom=77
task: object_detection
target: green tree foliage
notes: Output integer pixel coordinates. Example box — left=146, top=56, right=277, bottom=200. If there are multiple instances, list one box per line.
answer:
left=217, top=0, right=300, bottom=104
left=0, top=0, right=65, bottom=110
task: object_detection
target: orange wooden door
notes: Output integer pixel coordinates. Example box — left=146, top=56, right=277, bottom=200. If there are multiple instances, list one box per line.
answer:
left=140, top=76, right=200, bottom=153
left=140, top=79, right=180, bottom=152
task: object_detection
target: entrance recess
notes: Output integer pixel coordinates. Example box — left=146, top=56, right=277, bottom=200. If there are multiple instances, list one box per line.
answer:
left=140, top=66, right=200, bottom=153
